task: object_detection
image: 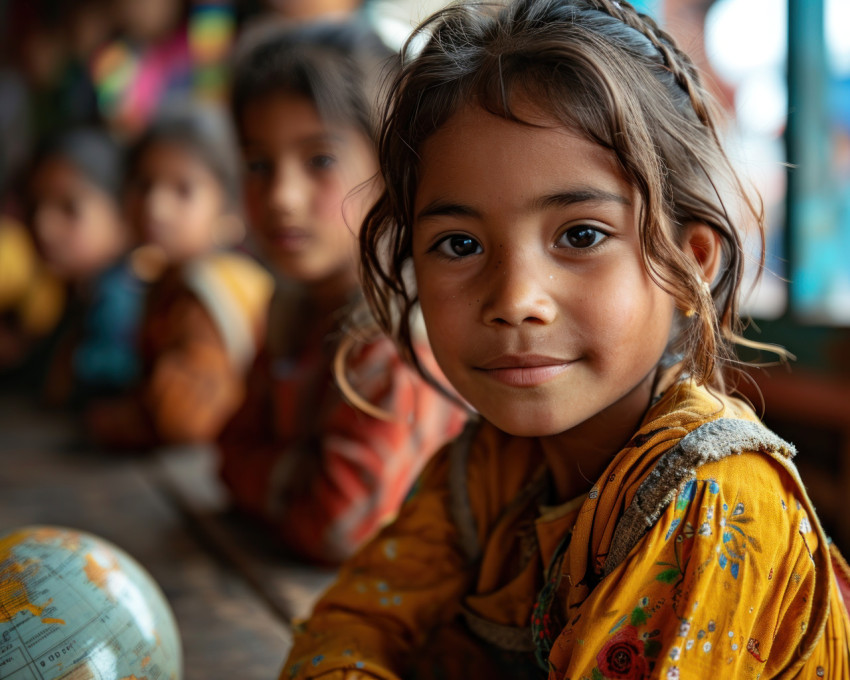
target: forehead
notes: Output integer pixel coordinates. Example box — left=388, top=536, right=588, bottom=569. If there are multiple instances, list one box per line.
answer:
left=240, top=93, right=352, bottom=148
left=31, top=157, right=99, bottom=197
left=134, top=142, right=215, bottom=180
left=415, top=103, right=631, bottom=210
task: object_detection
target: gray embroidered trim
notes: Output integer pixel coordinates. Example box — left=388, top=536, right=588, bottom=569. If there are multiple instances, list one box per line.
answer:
left=461, top=605, right=536, bottom=652
left=449, top=422, right=482, bottom=564
left=603, top=418, right=796, bottom=576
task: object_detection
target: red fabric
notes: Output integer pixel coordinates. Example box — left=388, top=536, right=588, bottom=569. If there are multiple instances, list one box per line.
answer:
left=218, top=330, right=467, bottom=565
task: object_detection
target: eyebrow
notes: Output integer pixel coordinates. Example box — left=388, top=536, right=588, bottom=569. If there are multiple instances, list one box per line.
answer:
left=241, top=132, right=347, bottom=150
left=415, top=187, right=631, bottom=222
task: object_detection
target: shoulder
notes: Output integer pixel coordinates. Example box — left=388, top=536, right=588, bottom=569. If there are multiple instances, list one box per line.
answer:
left=94, top=257, right=147, bottom=296
left=606, top=416, right=807, bottom=575
left=663, top=450, right=815, bottom=551
left=182, top=251, right=273, bottom=306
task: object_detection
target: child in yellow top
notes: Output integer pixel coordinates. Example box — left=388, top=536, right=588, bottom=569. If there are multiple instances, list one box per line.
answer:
left=87, top=105, right=273, bottom=448
left=282, top=0, right=850, bottom=678
left=0, top=216, right=64, bottom=375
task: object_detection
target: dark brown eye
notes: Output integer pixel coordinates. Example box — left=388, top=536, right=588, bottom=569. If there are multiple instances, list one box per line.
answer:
left=559, top=226, right=606, bottom=249
left=433, top=234, right=482, bottom=258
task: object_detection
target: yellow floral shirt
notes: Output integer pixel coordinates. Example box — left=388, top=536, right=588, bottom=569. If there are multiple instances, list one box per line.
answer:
left=281, top=380, right=850, bottom=679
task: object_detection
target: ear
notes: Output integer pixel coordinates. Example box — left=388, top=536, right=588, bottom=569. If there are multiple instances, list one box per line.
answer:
left=683, top=222, right=722, bottom=284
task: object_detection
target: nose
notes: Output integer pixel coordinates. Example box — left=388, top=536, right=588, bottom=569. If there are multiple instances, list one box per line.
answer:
left=481, top=249, right=557, bottom=327
left=144, top=185, right=170, bottom=221
left=269, top=161, right=308, bottom=215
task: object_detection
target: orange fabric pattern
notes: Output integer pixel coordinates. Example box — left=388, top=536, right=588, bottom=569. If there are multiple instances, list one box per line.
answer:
left=280, top=380, right=850, bottom=679
left=218, top=316, right=468, bottom=565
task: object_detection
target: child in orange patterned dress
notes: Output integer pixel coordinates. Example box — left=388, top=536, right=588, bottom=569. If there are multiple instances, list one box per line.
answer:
left=87, top=105, right=273, bottom=449
left=217, top=17, right=468, bottom=565
left=280, top=1, right=850, bottom=678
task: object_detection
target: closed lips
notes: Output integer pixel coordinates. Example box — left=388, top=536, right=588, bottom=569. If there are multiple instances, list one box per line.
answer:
left=476, top=355, right=573, bottom=387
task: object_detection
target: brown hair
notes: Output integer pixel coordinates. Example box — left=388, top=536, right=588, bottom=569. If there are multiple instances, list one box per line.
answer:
left=230, top=17, right=395, bottom=146
left=361, top=0, right=781, bottom=393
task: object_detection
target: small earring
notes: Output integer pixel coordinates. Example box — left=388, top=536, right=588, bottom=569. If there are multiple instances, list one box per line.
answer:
left=683, top=280, right=711, bottom=318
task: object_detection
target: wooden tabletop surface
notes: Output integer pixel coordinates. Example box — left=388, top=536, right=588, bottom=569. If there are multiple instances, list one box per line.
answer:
left=0, top=395, right=336, bottom=680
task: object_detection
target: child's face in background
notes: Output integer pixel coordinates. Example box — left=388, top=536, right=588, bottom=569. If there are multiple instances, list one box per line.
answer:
left=30, top=157, right=127, bottom=281
left=114, top=0, right=182, bottom=44
left=125, top=142, right=228, bottom=265
left=240, top=94, right=378, bottom=297
left=412, top=103, right=676, bottom=448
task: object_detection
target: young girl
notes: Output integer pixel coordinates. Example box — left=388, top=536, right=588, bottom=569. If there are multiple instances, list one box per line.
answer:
left=27, top=127, right=142, bottom=405
left=218, top=18, right=467, bottom=564
left=87, top=105, right=273, bottom=448
left=281, top=0, right=850, bottom=678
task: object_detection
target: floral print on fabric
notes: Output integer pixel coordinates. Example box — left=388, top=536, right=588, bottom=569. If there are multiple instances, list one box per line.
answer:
left=578, top=473, right=801, bottom=679
left=594, top=625, right=648, bottom=680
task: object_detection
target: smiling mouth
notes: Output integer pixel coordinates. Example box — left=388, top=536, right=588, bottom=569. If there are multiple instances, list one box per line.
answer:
left=476, top=355, right=573, bottom=387
left=266, top=228, right=310, bottom=251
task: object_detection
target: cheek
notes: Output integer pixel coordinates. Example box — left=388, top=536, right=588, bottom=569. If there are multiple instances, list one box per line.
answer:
left=575, top=266, right=673, bottom=351
left=606, top=282, right=675, bottom=354
left=80, top=204, right=119, bottom=246
left=242, top=183, right=267, bottom=225
left=313, top=179, right=347, bottom=224
left=188, top=196, right=222, bottom=232
left=416, top=272, right=466, bottom=350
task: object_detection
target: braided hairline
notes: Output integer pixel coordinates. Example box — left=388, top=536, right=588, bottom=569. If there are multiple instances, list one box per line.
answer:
left=588, top=0, right=713, bottom=128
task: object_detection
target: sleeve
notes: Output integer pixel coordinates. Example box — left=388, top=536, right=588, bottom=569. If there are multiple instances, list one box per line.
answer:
left=88, top=290, right=247, bottom=449
left=279, top=447, right=475, bottom=680
left=220, top=338, right=465, bottom=565
left=548, top=454, right=822, bottom=680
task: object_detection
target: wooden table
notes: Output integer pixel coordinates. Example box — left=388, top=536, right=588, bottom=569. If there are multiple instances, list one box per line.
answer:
left=0, top=395, right=336, bottom=680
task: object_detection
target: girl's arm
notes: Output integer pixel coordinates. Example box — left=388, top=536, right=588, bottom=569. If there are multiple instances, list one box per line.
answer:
left=549, top=453, right=836, bottom=679
left=279, top=446, right=476, bottom=680
left=219, top=336, right=466, bottom=565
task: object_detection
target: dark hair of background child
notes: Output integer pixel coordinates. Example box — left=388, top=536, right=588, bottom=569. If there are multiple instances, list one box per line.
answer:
left=28, top=126, right=124, bottom=207
left=229, top=17, right=396, bottom=146
left=125, top=105, right=241, bottom=210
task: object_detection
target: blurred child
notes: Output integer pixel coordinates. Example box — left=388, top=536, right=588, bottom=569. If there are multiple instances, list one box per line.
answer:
left=281, top=0, right=850, bottom=678
left=27, top=126, right=141, bottom=405
left=219, top=18, right=468, bottom=564
left=0, top=215, right=65, bottom=380
left=87, top=104, right=273, bottom=449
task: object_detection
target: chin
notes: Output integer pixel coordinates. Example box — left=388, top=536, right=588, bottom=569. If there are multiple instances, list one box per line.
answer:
left=482, top=409, right=570, bottom=439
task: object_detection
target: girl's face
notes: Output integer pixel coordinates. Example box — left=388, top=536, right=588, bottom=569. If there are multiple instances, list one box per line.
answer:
left=412, top=103, right=677, bottom=448
left=240, top=94, right=379, bottom=297
left=125, top=141, right=228, bottom=264
left=30, top=157, right=127, bottom=281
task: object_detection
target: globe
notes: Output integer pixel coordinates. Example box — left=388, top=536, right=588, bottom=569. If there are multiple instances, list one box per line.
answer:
left=0, top=525, right=182, bottom=679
